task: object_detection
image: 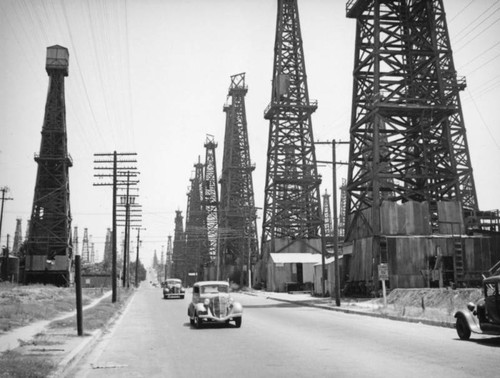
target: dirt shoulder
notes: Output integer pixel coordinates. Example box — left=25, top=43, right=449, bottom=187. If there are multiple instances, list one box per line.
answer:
left=0, top=284, right=135, bottom=378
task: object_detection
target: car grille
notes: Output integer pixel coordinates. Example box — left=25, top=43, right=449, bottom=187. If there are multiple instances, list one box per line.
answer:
left=211, top=295, right=228, bottom=318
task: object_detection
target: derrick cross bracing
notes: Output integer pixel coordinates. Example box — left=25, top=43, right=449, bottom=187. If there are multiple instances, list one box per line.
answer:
left=172, top=210, right=186, bottom=282
left=26, top=45, right=73, bottom=286
left=344, top=0, right=478, bottom=244
left=203, top=135, right=219, bottom=267
left=261, top=0, right=324, bottom=254
left=219, top=73, right=259, bottom=285
left=185, top=158, right=210, bottom=281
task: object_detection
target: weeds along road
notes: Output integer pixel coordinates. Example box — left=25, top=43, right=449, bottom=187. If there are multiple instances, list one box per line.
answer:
left=70, top=285, right=500, bottom=378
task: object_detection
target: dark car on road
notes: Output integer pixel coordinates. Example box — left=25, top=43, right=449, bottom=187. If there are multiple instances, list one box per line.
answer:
left=455, top=274, right=500, bottom=340
left=187, top=281, right=242, bottom=329
left=163, top=278, right=185, bottom=299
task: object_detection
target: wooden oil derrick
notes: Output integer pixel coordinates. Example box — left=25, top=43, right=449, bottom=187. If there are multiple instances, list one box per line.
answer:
left=172, top=210, right=186, bottom=282
left=202, top=135, right=219, bottom=279
left=185, top=158, right=210, bottom=283
left=219, top=73, right=259, bottom=286
left=261, top=0, right=324, bottom=257
left=26, top=46, right=72, bottom=286
left=344, top=0, right=492, bottom=291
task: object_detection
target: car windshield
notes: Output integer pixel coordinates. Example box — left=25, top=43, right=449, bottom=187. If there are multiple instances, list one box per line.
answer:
left=200, top=285, right=229, bottom=294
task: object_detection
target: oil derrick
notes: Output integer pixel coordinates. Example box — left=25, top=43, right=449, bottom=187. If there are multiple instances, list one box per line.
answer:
left=261, top=0, right=324, bottom=257
left=344, top=0, right=495, bottom=290
left=26, top=46, right=72, bottom=286
left=172, top=210, right=186, bottom=281
left=322, top=191, right=333, bottom=238
left=103, top=228, right=112, bottom=271
left=12, top=218, right=22, bottom=256
left=72, top=226, right=79, bottom=258
left=219, top=73, right=259, bottom=285
left=185, top=159, right=209, bottom=282
left=82, top=228, right=90, bottom=262
left=203, top=135, right=219, bottom=280
left=166, top=235, right=173, bottom=279
left=338, top=179, right=347, bottom=242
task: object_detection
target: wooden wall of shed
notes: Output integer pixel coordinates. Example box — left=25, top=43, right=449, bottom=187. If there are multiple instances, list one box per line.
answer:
left=437, top=201, right=464, bottom=234
left=381, top=201, right=431, bottom=235
left=348, top=237, right=373, bottom=282
left=267, top=261, right=292, bottom=292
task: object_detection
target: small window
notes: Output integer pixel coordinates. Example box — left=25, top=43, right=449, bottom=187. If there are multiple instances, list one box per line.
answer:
left=194, top=286, right=200, bottom=294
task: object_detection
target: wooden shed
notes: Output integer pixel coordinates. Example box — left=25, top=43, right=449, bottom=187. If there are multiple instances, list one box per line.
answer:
left=267, top=253, right=322, bottom=292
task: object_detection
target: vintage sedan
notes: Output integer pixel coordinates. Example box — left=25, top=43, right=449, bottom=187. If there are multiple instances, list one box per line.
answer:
left=163, top=278, right=185, bottom=299
left=187, top=281, right=243, bottom=328
left=455, top=274, right=500, bottom=340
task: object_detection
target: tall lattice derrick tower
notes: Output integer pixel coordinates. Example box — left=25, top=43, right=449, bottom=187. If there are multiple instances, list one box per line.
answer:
left=261, top=0, right=324, bottom=257
left=72, top=226, right=79, bottom=258
left=172, top=210, right=186, bottom=281
left=203, top=135, right=219, bottom=278
left=185, top=159, right=210, bottom=281
left=82, top=228, right=90, bottom=262
left=344, top=0, right=487, bottom=289
left=166, top=235, right=173, bottom=279
left=12, top=218, right=22, bottom=256
left=338, top=179, right=347, bottom=243
left=219, top=73, right=259, bottom=285
left=322, top=191, right=333, bottom=238
left=103, top=228, right=112, bottom=271
left=26, top=46, right=72, bottom=286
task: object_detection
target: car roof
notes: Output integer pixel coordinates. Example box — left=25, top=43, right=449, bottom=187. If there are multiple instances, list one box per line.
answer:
left=193, top=280, right=229, bottom=287
left=483, top=275, right=500, bottom=284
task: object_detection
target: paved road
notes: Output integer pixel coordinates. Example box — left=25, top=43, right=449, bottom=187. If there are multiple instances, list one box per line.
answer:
left=71, top=285, right=500, bottom=378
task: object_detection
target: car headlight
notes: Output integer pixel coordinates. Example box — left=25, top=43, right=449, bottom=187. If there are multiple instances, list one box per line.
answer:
left=204, top=298, right=210, bottom=306
left=164, top=288, right=170, bottom=293
left=228, top=297, right=234, bottom=304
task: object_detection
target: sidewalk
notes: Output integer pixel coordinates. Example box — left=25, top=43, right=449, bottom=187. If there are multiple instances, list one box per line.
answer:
left=0, top=290, right=112, bottom=353
left=245, top=289, right=456, bottom=329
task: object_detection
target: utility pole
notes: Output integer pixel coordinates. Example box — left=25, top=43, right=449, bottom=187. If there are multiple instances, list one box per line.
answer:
left=316, top=140, right=349, bottom=306
left=0, top=187, right=13, bottom=250
left=94, top=152, right=138, bottom=302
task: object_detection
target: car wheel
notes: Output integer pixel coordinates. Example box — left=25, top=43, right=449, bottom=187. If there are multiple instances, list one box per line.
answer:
left=456, top=316, right=471, bottom=340
left=234, top=317, right=242, bottom=328
left=194, top=313, right=202, bottom=329
left=189, top=317, right=194, bottom=325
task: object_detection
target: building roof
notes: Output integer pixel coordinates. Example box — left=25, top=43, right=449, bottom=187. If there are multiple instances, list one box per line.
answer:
left=270, top=253, right=322, bottom=264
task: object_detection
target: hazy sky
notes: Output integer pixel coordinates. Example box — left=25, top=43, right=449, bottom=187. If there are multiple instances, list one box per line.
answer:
left=1, top=0, right=499, bottom=267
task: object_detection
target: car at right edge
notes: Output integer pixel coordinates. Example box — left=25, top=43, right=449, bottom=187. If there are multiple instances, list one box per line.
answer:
left=455, top=274, right=500, bottom=340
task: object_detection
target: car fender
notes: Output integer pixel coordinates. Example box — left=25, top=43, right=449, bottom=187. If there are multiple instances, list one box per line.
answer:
left=231, top=302, right=243, bottom=314
left=454, top=310, right=481, bottom=334
left=195, top=303, right=207, bottom=313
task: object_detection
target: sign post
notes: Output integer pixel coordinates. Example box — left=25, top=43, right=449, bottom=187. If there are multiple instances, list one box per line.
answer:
left=378, top=263, right=388, bottom=308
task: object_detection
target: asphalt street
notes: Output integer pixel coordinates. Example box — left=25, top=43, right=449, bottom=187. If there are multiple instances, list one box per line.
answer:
left=69, top=285, right=500, bottom=378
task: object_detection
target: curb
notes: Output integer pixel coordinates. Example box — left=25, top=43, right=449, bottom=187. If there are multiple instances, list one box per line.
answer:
left=50, top=289, right=137, bottom=378
left=253, top=293, right=455, bottom=329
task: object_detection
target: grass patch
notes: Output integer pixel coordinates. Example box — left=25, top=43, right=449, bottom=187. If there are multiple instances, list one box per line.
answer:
left=0, top=283, right=106, bottom=334
left=49, top=287, right=135, bottom=331
left=0, top=350, right=55, bottom=378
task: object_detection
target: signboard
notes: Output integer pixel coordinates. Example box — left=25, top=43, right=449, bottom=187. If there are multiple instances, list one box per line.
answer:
left=378, top=263, right=389, bottom=281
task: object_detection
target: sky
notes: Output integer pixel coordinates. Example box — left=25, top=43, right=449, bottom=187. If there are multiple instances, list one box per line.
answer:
left=1, top=0, right=499, bottom=268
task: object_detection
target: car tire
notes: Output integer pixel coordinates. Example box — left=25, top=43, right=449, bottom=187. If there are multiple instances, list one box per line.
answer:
left=456, top=316, right=471, bottom=340
left=189, top=317, right=194, bottom=325
left=234, top=317, right=242, bottom=328
left=194, top=313, right=202, bottom=329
